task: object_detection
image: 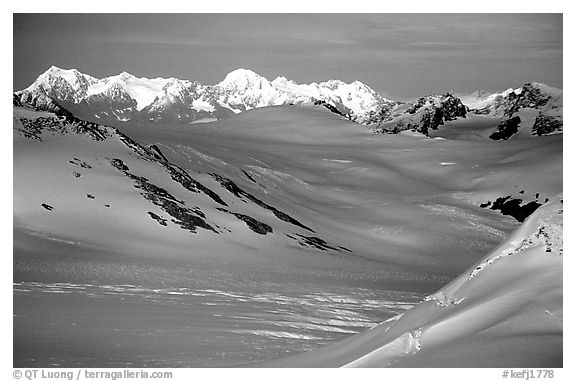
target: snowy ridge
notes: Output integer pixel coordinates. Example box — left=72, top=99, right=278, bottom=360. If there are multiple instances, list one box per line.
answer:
left=85, top=71, right=173, bottom=111
left=373, top=93, right=468, bottom=135
left=465, top=83, right=564, bottom=138
left=15, top=67, right=563, bottom=138
left=263, top=196, right=563, bottom=367
left=458, top=88, right=521, bottom=110
left=15, top=66, right=395, bottom=126
left=461, top=82, right=563, bottom=118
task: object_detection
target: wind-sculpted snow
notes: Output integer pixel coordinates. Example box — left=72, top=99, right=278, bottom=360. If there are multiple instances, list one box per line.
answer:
left=262, top=197, right=563, bottom=367
left=14, top=277, right=422, bottom=367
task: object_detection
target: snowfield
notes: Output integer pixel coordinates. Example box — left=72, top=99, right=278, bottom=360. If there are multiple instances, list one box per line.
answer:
left=262, top=196, right=562, bottom=367
left=13, top=101, right=562, bottom=367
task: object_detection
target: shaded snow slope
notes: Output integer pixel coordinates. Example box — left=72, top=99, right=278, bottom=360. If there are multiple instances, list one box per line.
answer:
left=261, top=196, right=563, bottom=367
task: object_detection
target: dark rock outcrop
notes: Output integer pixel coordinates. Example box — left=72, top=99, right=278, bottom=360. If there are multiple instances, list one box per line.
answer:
left=480, top=195, right=542, bottom=222
left=14, top=91, right=74, bottom=118
left=532, top=114, right=563, bottom=136
left=110, top=158, right=217, bottom=234
left=489, top=116, right=522, bottom=140
left=376, top=93, right=467, bottom=135
left=217, top=208, right=273, bottom=235
left=503, top=83, right=554, bottom=117
left=209, top=173, right=315, bottom=233
left=313, top=99, right=352, bottom=119
left=147, top=212, right=168, bottom=226
left=286, top=233, right=350, bottom=253
left=41, top=203, right=54, bottom=211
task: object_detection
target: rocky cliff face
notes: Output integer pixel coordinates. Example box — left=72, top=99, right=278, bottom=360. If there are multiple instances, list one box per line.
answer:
left=532, top=114, right=563, bottom=136
left=15, top=90, right=74, bottom=117
left=373, top=94, right=468, bottom=135
left=461, top=83, right=563, bottom=138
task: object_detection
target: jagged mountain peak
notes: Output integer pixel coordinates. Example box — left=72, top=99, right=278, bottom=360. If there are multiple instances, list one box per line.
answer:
left=40, top=66, right=94, bottom=84
left=16, top=66, right=399, bottom=126
left=161, top=77, right=191, bottom=92
left=467, top=82, right=563, bottom=120
left=26, top=66, right=97, bottom=102
left=373, top=92, right=468, bottom=135
left=519, top=82, right=563, bottom=101
left=14, top=66, right=562, bottom=138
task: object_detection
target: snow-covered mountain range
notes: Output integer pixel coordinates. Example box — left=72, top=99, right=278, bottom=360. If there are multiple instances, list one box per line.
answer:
left=14, top=66, right=563, bottom=138
left=15, top=66, right=395, bottom=126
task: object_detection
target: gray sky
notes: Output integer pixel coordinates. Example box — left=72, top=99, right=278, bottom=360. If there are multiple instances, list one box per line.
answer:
left=13, top=14, right=562, bottom=99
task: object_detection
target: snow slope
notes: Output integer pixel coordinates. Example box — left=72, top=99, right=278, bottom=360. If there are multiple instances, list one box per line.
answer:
left=458, top=88, right=521, bottom=110
left=13, top=107, right=353, bottom=262
left=261, top=196, right=563, bottom=367
left=13, top=101, right=562, bottom=367
left=86, top=71, right=172, bottom=111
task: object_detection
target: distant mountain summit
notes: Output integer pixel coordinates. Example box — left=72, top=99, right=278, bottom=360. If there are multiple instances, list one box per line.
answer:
left=15, top=66, right=395, bottom=127
left=463, top=83, right=562, bottom=117
left=373, top=93, right=468, bottom=135
left=14, top=66, right=563, bottom=138
left=458, top=83, right=563, bottom=139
